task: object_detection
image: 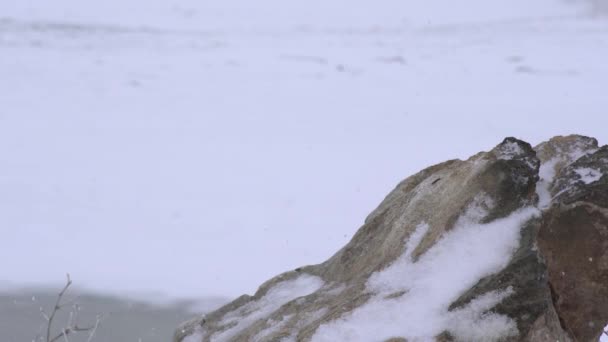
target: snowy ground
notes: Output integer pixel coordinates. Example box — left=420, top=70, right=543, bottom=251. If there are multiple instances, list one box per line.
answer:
left=1, top=0, right=607, bottom=307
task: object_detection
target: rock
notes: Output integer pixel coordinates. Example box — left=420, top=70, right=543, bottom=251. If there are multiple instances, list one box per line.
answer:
left=536, top=144, right=608, bottom=341
left=175, top=135, right=608, bottom=342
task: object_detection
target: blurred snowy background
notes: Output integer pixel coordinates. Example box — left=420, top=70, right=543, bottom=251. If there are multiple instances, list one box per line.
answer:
left=1, top=0, right=607, bottom=340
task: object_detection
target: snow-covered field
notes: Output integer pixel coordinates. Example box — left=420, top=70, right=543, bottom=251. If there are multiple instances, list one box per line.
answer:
left=1, top=0, right=607, bottom=306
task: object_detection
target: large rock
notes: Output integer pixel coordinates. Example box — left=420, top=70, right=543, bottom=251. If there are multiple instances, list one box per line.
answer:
left=175, top=135, right=608, bottom=342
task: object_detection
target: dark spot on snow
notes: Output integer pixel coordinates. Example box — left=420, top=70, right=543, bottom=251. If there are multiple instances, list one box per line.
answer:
left=515, top=65, right=537, bottom=74
left=384, top=290, right=408, bottom=299
left=506, top=55, right=524, bottom=64
left=377, top=56, right=407, bottom=65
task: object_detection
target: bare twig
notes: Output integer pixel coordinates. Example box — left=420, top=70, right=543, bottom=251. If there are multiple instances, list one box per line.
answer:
left=49, top=324, right=96, bottom=342
left=57, top=296, right=80, bottom=310
left=40, top=307, right=50, bottom=321
left=46, top=274, right=73, bottom=342
left=42, top=274, right=101, bottom=342
left=86, top=315, right=103, bottom=342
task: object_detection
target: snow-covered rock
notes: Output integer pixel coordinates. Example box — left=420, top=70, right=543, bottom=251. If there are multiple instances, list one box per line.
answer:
left=175, top=135, right=608, bottom=342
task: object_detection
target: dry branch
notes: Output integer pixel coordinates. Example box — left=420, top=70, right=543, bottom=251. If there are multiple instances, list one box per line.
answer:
left=42, top=274, right=102, bottom=342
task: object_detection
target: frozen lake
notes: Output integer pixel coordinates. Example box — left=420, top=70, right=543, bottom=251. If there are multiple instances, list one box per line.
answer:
left=0, top=286, right=227, bottom=341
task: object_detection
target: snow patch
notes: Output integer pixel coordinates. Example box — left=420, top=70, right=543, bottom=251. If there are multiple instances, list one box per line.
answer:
left=459, top=193, right=495, bottom=224
left=300, top=308, right=329, bottom=327
left=183, top=328, right=205, bottom=342
left=211, top=274, right=324, bottom=341
left=495, top=141, right=537, bottom=170
left=280, top=308, right=329, bottom=342
left=312, top=206, right=539, bottom=341
left=536, top=158, right=559, bottom=209
left=568, top=145, right=598, bottom=163
left=496, top=141, right=524, bottom=160
left=574, top=167, right=603, bottom=184
left=447, top=287, right=518, bottom=341
left=403, top=222, right=430, bottom=258
left=535, top=144, right=599, bottom=210
left=254, top=314, right=294, bottom=342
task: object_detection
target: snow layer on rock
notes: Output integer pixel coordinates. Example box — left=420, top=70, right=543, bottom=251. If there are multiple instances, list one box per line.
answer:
left=460, top=193, right=496, bottom=223
left=446, top=287, right=517, bottom=341
left=568, top=144, right=599, bottom=163
left=535, top=142, right=599, bottom=209
left=279, top=308, right=330, bottom=342
left=574, top=167, right=603, bottom=184
left=312, top=205, right=539, bottom=342
left=183, top=328, right=205, bottom=342
left=210, top=274, right=324, bottom=341
left=404, top=222, right=431, bottom=257
left=254, top=314, right=294, bottom=342
left=496, top=141, right=525, bottom=160
left=536, top=158, right=559, bottom=209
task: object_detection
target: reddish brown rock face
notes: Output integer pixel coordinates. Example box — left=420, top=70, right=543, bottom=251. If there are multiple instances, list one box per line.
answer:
left=537, top=145, right=608, bottom=342
left=538, top=204, right=608, bottom=341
